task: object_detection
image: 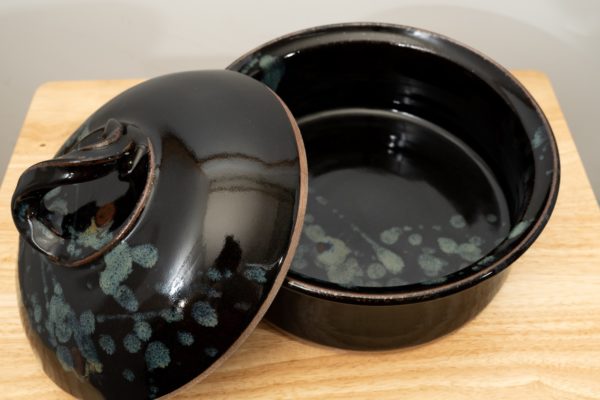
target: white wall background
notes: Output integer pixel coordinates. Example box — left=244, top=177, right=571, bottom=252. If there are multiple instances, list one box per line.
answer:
left=1, top=0, right=598, bottom=201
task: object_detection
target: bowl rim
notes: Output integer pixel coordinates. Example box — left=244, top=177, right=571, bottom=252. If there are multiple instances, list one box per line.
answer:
left=228, top=22, right=561, bottom=305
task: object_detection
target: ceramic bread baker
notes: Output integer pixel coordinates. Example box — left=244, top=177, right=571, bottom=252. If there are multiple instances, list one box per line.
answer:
left=11, top=23, right=559, bottom=399
left=12, top=70, right=307, bottom=399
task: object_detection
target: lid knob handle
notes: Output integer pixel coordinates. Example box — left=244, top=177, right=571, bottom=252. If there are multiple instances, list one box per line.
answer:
left=11, top=119, right=154, bottom=267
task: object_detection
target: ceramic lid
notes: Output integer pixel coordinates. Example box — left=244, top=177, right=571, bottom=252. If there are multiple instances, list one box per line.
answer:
left=12, top=70, right=307, bottom=399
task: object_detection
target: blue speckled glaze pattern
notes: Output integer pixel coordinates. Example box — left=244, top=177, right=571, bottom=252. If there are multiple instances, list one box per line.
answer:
left=15, top=71, right=304, bottom=399
left=19, top=202, right=290, bottom=399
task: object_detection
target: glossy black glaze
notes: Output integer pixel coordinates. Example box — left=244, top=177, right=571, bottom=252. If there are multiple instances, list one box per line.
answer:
left=229, top=23, right=560, bottom=348
left=291, top=109, right=510, bottom=288
left=12, top=71, right=305, bottom=398
left=268, top=268, right=508, bottom=350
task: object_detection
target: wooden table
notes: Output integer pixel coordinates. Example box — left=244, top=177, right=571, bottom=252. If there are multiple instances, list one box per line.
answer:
left=1, top=72, right=599, bottom=399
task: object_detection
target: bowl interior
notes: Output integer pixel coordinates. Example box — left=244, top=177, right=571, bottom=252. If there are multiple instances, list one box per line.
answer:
left=229, top=25, right=557, bottom=292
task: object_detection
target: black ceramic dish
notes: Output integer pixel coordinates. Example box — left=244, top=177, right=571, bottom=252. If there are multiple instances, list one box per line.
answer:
left=229, top=23, right=560, bottom=349
left=11, top=22, right=560, bottom=400
left=12, top=71, right=307, bottom=399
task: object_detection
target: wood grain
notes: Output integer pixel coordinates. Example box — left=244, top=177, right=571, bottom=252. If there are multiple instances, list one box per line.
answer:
left=1, top=72, right=599, bottom=399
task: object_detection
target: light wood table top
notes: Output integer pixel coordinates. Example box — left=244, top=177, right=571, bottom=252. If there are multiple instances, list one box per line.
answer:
left=1, top=71, right=599, bottom=399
